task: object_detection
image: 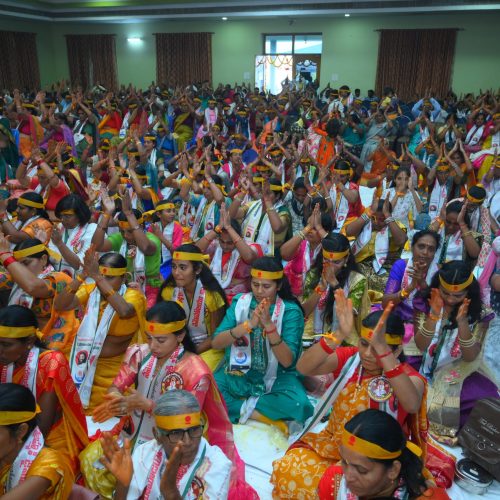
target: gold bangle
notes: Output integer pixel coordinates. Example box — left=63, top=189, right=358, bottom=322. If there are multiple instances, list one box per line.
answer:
left=104, top=288, right=116, bottom=299
left=400, top=288, right=410, bottom=299
left=242, top=320, right=253, bottom=334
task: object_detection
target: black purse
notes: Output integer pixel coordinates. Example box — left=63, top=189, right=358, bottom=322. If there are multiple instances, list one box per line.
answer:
left=457, top=397, right=500, bottom=481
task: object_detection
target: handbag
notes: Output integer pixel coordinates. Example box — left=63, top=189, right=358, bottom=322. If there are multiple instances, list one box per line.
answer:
left=457, top=397, right=500, bottom=481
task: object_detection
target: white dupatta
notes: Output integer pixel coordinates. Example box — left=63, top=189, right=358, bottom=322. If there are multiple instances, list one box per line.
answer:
left=329, top=182, right=350, bottom=232
left=465, top=124, right=485, bottom=146
left=210, top=245, right=240, bottom=289
left=351, top=221, right=390, bottom=274
left=231, top=293, right=285, bottom=423
left=70, top=284, right=126, bottom=407
left=190, top=198, right=216, bottom=239
left=172, top=281, right=207, bottom=345
left=119, top=241, right=146, bottom=292
left=4, top=427, right=44, bottom=491
left=428, top=180, right=448, bottom=220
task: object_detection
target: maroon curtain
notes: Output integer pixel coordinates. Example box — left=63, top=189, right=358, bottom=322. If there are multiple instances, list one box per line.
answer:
left=0, top=31, right=40, bottom=91
left=375, top=29, right=457, bottom=101
left=65, top=34, right=118, bottom=91
left=155, top=32, right=212, bottom=87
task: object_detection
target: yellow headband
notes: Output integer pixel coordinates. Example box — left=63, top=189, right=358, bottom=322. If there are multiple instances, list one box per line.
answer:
left=466, top=191, right=485, bottom=204
left=12, top=243, right=61, bottom=260
left=0, top=405, right=41, bottom=426
left=360, top=325, right=402, bottom=346
left=135, top=174, right=148, bottom=180
left=62, top=156, right=74, bottom=165
left=342, top=429, right=422, bottom=460
left=60, top=209, right=76, bottom=215
left=256, top=165, right=270, bottom=172
left=253, top=176, right=265, bottom=183
left=145, top=319, right=187, bottom=336
left=155, top=202, right=176, bottom=212
left=439, top=273, right=473, bottom=292
left=323, top=249, right=349, bottom=260
left=231, top=149, right=243, bottom=154
left=99, top=266, right=127, bottom=276
left=17, top=197, right=44, bottom=209
left=118, top=217, right=144, bottom=229
left=173, top=251, right=209, bottom=263
left=155, top=412, right=201, bottom=430
left=269, top=184, right=286, bottom=192
left=0, top=325, right=37, bottom=339
left=251, top=268, right=283, bottom=280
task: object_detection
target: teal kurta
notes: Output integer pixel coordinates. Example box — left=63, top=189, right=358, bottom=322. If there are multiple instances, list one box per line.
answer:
left=213, top=293, right=313, bottom=423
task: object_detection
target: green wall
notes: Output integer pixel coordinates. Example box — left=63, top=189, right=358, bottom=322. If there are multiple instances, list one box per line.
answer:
left=1, top=11, right=499, bottom=94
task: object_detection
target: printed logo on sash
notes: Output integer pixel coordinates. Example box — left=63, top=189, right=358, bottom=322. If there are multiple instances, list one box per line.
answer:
left=162, top=372, right=184, bottom=392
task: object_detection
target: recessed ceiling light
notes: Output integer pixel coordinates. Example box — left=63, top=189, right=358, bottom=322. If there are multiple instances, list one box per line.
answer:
left=345, top=13, right=350, bottom=17
left=222, top=17, right=228, bottom=21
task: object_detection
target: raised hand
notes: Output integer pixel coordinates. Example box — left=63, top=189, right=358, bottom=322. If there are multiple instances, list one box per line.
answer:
left=100, top=433, right=134, bottom=488
left=429, top=288, right=444, bottom=317
left=369, top=301, right=395, bottom=351
left=51, top=224, right=64, bottom=246
left=159, top=442, right=183, bottom=498
left=456, top=298, right=470, bottom=324
left=334, top=289, right=354, bottom=341
left=100, top=189, right=116, bottom=215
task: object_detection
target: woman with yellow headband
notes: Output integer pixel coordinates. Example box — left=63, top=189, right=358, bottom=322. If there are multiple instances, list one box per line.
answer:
left=0, top=191, right=53, bottom=245
left=150, top=199, right=183, bottom=275
left=101, top=389, right=233, bottom=499
left=345, top=196, right=408, bottom=295
left=15, top=150, right=70, bottom=220
left=127, top=161, right=160, bottom=213
left=272, top=293, right=426, bottom=498
left=0, top=383, right=74, bottom=499
left=318, top=409, right=449, bottom=500
left=0, top=237, right=79, bottom=354
left=158, top=244, right=228, bottom=370
left=382, top=166, right=423, bottom=230
left=179, top=158, right=229, bottom=240
left=301, top=232, right=369, bottom=348
left=54, top=250, right=146, bottom=413
left=426, top=156, right=462, bottom=221
left=230, top=177, right=292, bottom=255
left=86, top=301, right=256, bottom=498
left=0, top=306, right=88, bottom=475
left=48, top=193, right=97, bottom=278
left=196, top=202, right=262, bottom=304
left=212, top=257, right=313, bottom=430
left=327, top=159, right=363, bottom=232
left=414, top=260, right=497, bottom=440
left=463, top=184, right=492, bottom=270
left=429, top=200, right=481, bottom=265
left=92, top=190, right=161, bottom=307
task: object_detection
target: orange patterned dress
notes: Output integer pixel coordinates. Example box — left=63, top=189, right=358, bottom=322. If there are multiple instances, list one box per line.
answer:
left=1, top=349, right=89, bottom=474
left=271, top=347, right=427, bottom=500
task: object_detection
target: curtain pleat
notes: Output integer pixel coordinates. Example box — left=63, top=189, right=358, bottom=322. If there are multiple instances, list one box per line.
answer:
left=375, top=29, right=457, bottom=101
left=66, top=35, right=117, bottom=91
left=155, top=32, right=212, bottom=87
left=0, top=31, right=40, bottom=91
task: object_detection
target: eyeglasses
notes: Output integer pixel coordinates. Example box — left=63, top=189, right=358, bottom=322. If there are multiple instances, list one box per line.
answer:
left=161, top=425, right=203, bottom=443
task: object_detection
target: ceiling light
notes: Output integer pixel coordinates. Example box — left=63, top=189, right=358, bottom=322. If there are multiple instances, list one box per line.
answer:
left=222, top=17, right=228, bottom=21
left=345, top=13, right=350, bottom=17
left=127, top=37, right=143, bottom=43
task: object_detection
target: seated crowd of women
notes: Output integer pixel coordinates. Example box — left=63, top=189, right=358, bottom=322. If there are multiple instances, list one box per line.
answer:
left=0, top=82, right=498, bottom=499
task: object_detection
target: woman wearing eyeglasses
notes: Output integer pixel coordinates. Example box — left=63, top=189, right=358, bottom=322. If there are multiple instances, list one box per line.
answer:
left=101, top=389, right=232, bottom=500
